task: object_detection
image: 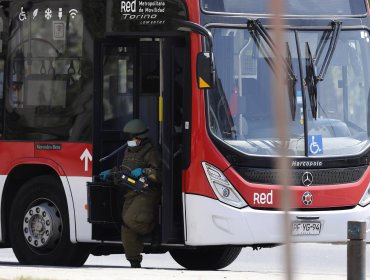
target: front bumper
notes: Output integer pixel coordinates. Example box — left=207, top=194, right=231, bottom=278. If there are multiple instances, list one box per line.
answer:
left=184, top=194, right=370, bottom=246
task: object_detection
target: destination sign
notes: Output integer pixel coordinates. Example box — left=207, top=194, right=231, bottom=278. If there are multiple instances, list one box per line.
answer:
left=107, top=0, right=186, bottom=31
left=120, top=0, right=167, bottom=25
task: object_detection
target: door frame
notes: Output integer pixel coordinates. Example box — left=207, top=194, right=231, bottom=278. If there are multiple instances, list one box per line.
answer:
left=92, top=33, right=191, bottom=245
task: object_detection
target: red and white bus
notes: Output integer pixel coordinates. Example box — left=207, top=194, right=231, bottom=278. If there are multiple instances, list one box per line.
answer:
left=0, top=0, right=369, bottom=270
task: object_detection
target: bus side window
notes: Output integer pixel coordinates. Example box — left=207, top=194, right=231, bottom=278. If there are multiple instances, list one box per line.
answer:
left=4, top=4, right=91, bottom=142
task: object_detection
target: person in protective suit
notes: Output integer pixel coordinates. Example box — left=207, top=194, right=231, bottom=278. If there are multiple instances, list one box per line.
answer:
left=100, top=119, right=161, bottom=268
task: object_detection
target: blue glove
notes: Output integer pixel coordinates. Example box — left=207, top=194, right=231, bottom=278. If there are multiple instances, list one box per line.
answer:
left=131, top=168, right=143, bottom=178
left=99, top=169, right=111, bottom=181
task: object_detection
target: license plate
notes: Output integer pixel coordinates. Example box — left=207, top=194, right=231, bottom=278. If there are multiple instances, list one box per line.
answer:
left=291, top=221, right=321, bottom=236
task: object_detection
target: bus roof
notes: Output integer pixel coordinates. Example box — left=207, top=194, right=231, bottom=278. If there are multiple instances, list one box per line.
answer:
left=201, top=0, right=368, bottom=18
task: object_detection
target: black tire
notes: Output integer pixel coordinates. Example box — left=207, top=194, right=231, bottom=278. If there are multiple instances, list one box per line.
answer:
left=169, top=246, right=242, bottom=270
left=9, top=175, right=90, bottom=266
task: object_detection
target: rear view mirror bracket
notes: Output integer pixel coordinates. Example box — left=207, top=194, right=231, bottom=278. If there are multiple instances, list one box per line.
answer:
left=172, top=19, right=215, bottom=89
left=172, top=19, right=213, bottom=52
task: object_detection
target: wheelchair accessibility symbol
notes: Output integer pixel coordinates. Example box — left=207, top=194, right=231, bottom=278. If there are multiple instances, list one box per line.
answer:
left=308, top=135, right=323, bottom=155
left=19, top=7, right=27, bottom=21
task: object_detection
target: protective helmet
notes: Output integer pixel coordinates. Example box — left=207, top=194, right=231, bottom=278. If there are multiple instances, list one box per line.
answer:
left=123, top=119, right=149, bottom=139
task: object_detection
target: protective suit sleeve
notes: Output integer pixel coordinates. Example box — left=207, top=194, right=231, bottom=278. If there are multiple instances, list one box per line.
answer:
left=144, top=148, right=162, bottom=184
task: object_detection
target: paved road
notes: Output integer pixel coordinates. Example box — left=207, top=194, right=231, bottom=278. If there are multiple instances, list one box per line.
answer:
left=0, top=244, right=369, bottom=279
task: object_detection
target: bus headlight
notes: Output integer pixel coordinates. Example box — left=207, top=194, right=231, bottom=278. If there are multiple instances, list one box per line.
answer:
left=202, top=162, right=248, bottom=208
left=359, top=183, right=370, bottom=207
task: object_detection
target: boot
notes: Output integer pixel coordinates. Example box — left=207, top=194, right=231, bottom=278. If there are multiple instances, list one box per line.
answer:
left=130, top=260, right=141, bottom=268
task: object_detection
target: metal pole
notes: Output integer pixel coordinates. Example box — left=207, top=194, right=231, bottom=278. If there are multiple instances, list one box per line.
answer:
left=347, top=221, right=366, bottom=280
left=270, top=2, right=293, bottom=280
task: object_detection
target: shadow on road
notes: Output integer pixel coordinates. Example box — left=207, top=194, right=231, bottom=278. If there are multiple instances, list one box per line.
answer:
left=0, top=261, right=168, bottom=270
left=0, top=260, right=240, bottom=273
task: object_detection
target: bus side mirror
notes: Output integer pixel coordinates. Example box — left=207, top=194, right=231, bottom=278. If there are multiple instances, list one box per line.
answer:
left=196, top=52, right=215, bottom=89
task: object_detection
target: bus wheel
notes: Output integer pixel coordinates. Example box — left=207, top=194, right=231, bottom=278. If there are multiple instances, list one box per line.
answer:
left=9, top=175, right=90, bottom=266
left=169, top=246, right=242, bottom=270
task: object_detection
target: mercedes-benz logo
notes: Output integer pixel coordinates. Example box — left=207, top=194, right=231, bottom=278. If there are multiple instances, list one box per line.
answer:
left=302, top=172, right=313, bottom=186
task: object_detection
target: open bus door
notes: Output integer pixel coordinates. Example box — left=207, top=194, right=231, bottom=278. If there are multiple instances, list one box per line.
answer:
left=160, top=37, right=190, bottom=244
left=88, top=35, right=189, bottom=247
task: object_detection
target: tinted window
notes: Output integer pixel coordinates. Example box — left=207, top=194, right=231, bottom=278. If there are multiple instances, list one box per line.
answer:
left=6, top=1, right=92, bottom=141
left=102, top=45, right=134, bottom=130
left=140, top=41, right=159, bottom=93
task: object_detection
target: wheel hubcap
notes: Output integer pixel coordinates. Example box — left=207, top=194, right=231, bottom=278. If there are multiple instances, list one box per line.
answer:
left=23, top=202, right=62, bottom=249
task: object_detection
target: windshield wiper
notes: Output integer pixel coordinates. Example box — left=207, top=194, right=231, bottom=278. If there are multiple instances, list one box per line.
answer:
left=316, top=21, right=342, bottom=82
left=305, top=42, right=318, bottom=119
left=247, top=19, right=275, bottom=71
left=247, top=20, right=297, bottom=80
left=247, top=19, right=297, bottom=120
left=286, top=42, right=297, bottom=120
left=304, top=21, right=342, bottom=119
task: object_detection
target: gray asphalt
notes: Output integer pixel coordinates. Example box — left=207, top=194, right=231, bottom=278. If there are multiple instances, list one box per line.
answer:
left=0, top=243, right=369, bottom=279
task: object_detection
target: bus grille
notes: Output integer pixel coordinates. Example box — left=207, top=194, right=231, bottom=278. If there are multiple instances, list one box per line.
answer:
left=234, top=166, right=368, bottom=186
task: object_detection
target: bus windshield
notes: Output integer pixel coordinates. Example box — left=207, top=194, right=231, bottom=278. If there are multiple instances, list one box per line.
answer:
left=201, top=0, right=367, bottom=16
left=206, top=27, right=370, bottom=157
